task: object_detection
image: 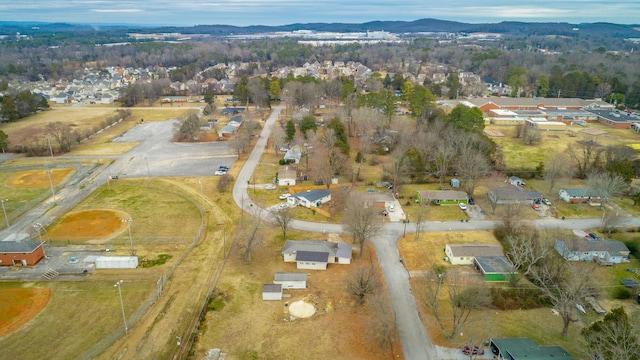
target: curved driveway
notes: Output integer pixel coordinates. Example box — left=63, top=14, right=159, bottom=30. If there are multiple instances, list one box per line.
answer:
left=235, top=106, right=640, bottom=360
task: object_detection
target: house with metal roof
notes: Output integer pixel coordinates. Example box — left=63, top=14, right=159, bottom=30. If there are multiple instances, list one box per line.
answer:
left=488, top=186, right=542, bottom=205
left=287, top=189, right=331, bottom=208
left=490, top=338, right=573, bottom=360
left=474, top=256, right=517, bottom=282
left=555, top=238, right=630, bottom=264
left=262, top=284, right=283, bottom=300
left=0, top=241, right=45, bottom=266
left=274, top=272, right=307, bottom=289
left=277, top=166, right=297, bottom=186
left=417, top=190, right=468, bottom=205
left=282, top=239, right=352, bottom=270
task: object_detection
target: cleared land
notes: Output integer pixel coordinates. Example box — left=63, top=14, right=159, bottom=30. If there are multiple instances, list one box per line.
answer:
left=0, top=287, right=51, bottom=337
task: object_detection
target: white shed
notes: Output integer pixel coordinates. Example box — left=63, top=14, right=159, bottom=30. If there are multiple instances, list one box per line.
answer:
left=95, top=256, right=139, bottom=269
left=274, top=272, right=307, bottom=289
left=262, top=284, right=283, bottom=301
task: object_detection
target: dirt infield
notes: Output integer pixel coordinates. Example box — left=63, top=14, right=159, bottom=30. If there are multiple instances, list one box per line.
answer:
left=48, top=209, right=129, bottom=242
left=5, top=168, right=73, bottom=189
left=0, top=288, right=51, bottom=337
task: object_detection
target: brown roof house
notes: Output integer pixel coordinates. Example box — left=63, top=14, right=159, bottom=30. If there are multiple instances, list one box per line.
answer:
left=278, top=166, right=297, bottom=186
left=0, top=241, right=45, bottom=266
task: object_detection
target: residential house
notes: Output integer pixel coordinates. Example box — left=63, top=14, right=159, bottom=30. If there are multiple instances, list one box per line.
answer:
left=555, top=238, right=630, bottom=264
left=274, top=272, right=307, bottom=289
left=278, top=166, right=297, bottom=186
left=508, top=176, right=525, bottom=187
left=490, top=338, right=573, bottom=360
left=0, top=241, right=45, bottom=266
left=287, top=189, right=331, bottom=208
left=262, top=284, right=283, bottom=301
left=283, top=146, right=303, bottom=164
left=417, top=190, right=468, bottom=205
left=444, top=243, right=505, bottom=265
left=558, top=188, right=602, bottom=205
left=487, top=186, right=542, bottom=205
left=282, top=239, right=352, bottom=270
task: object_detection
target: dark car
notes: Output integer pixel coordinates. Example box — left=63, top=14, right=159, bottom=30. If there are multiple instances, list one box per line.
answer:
left=622, top=278, right=640, bottom=288
left=462, top=345, right=484, bottom=355
left=468, top=197, right=475, bottom=205
left=218, top=165, right=229, bottom=171
left=588, top=232, right=601, bottom=240
left=110, top=175, right=119, bottom=180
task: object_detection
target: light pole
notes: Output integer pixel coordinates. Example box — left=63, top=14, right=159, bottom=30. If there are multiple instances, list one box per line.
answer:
left=122, top=218, right=135, bottom=256
left=1, top=199, right=9, bottom=227
left=114, top=280, right=128, bottom=335
left=198, top=180, right=205, bottom=212
left=144, top=156, right=150, bottom=186
left=33, top=223, right=43, bottom=242
left=45, top=169, right=56, bottom=202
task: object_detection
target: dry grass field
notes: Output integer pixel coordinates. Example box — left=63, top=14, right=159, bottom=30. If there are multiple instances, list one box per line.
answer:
left=194, top=229, right=403, bottom=360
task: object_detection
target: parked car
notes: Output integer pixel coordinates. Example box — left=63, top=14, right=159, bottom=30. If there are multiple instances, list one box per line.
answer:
left=265, top=184, right=276, bottom=190
left=278, top=193, right=291, bottom=200
left=542, top=198, right=551, bottom=205
left=459, top=202, right=467, bottom=210
left=379, top=210, right=389, bottom=216
left=462, top=345, right=484, bottom=355
left=388, top=204, right=395, bottom=212
left=110, top=175, right=119, bottom=180
left=218, top=165, right=229, bottom=171
left=622, top=278, right=640, bottom=288
left=589, top=232, right=601, bottom=240
left=214, top=170, right=227, bottom=176
left=468, top=197, right=475, bottom=205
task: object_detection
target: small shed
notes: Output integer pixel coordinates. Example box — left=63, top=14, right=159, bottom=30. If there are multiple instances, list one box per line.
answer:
left=94, top=256, right=138, bottom=269
left=450, top=178, right=460, bottom=188
left=274, top=272, right=307, bottom=289
left=262, top=284, right=283, bottom=301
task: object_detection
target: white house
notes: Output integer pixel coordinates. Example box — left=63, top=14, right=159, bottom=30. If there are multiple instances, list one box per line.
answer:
left=278, top=166, right=297, bottom=186
left=282, top=240, right=352, bottom=270
left=445, top=244, right=505, bottom=265
left=558, top=188, right=602, bottom=205
left=262, top=284, right=283, bottom=301
left=274, top=272, right=307, bottom=289
left=287, top=189, right=331, bottom=208
left=555, top=238, right=630, bottom=264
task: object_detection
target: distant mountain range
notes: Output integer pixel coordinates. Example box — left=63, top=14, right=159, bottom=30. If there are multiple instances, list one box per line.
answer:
left=1, top=18, right=639, bottom=38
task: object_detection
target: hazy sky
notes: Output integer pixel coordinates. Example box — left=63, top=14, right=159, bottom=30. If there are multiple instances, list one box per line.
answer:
left=1, top=1, right=639, bottom=27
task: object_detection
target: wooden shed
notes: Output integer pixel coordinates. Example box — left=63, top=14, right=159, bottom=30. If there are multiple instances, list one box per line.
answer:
left=274, top=272, right=307, bottom=289
left=262, top=284, right=283, bottom=301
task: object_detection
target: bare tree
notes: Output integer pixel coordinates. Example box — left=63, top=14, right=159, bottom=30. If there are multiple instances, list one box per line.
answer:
left=456, top=140, right=491, bottom=197
left=271, top=206, right=295, bottom=241
left=46, top=121, right=78, bottom=153
left=544, top=152, right=568, bottom=194
left=346, top=265, right=381, bottom=305
left=522, top=125, right=542, bottom=145
left=600, top=208, right=626, bottom=236
left=270, top=125, right=287, bottom=156
left=174, top=112, right=202, bottom=141
left=247, top=77, right=268, bottom=109
left=504, top=225, right=552, bottom=277
left=344, top=195, right=383, bottom=258
left=413, top=201, right=429, bottom=240
left=581, top=306, right=640, bottom=360
left=366, top=292, right=398, bottom=356
left=309, top=145, right=349, bottom=189
left=528, top=258, right=596, bottom=337
left=237, top=206, right=264, bottom=262
left=567, top=140, right=604, bottom=178
left=587, top=171, right=628, bottom=206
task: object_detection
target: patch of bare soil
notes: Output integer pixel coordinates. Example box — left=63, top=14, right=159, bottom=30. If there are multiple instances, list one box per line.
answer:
left=6, top=168, right=73, bottom=188
left=47, top=209, right=129, bottom=242
left=0, top=288, right=51, bottom=337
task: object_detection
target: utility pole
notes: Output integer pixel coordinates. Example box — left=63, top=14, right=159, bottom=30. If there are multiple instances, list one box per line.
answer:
left=45, top=169, right=56, bottom=202
left=0, top=199, right=9, bottom=227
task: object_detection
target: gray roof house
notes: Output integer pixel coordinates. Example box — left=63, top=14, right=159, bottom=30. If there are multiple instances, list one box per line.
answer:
left=287, top=189, right=331, bottom=208
left=262, top=284, right=283, bottom=301
left=282, top=240, right=352, bottom=270
left=488, top=186, right=542, bottom=205
left=555, top=238, right=630, bottom=264
left=283, top=147, right=303, bottom=164
left=274, top=272, right=307, bottom=289
left=558, top=188, right=602, bottom=205
left=444, top=244, right=504, bottom=265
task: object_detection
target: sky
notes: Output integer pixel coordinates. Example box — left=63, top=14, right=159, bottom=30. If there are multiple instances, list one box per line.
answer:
left=1, top=1, right=639, bottom=27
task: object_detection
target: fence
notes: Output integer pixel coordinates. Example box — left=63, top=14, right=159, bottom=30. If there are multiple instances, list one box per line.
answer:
left=77, top=183, right=206, bottom=360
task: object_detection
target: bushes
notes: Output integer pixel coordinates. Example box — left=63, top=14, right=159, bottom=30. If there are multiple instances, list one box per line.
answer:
left=491, top=287, right=550, bottom=310
left=611, top=286, right=632, bottom=299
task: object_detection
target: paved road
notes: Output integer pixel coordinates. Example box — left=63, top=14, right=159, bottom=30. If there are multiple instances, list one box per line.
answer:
left=231, top=106, right=640, bottom=360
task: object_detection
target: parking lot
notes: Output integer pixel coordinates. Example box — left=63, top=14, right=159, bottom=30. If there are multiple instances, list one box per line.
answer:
left=0, top=245, right=104, bottom=281
left=112, top=120, right=237, bottom=178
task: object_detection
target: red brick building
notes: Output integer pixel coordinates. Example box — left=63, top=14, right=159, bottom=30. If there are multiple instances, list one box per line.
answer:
left=0, top=241, right=45, bottom=266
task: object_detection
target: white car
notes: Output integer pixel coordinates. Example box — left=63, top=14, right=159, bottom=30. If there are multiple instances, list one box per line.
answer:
left=278, top=193, right=291, bottom=200
left=214, top=170, right=227, bottom=176
left=459, top=202, right=467, bottom=210
left=265, top=184, right=276, bottom=190
left=278, top=203, right=289, bottom=209
left=542, top=198, right=551, bottom=206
